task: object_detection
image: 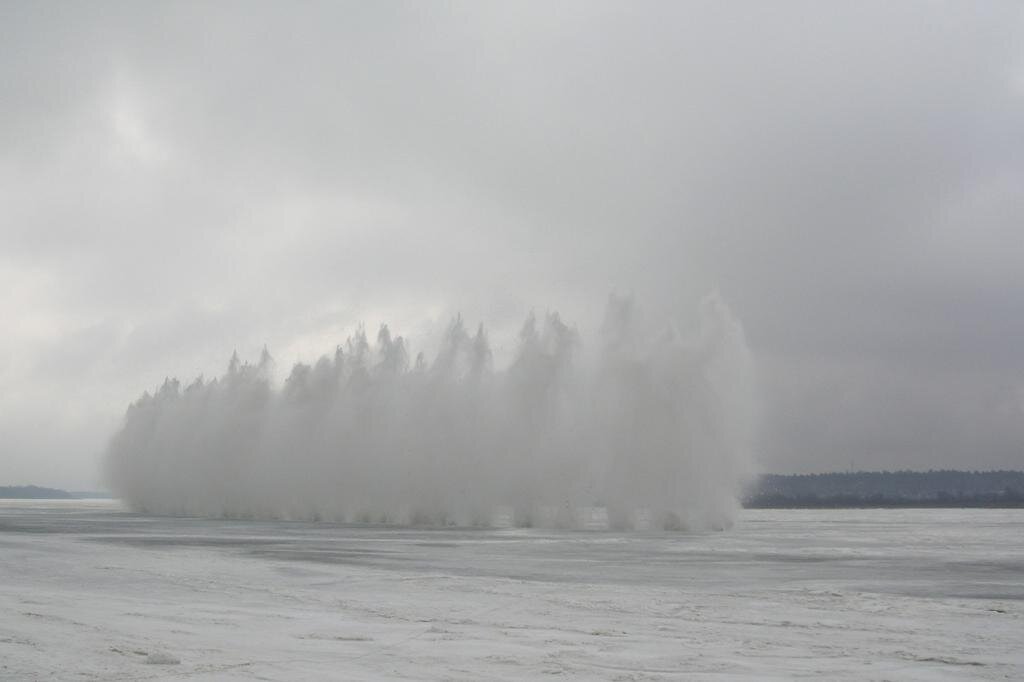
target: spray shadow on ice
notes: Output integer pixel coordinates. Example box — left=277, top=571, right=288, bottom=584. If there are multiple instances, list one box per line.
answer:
left=105, top=294, right=756, bottom=530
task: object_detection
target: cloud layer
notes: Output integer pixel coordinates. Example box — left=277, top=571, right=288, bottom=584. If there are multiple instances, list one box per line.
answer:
left=2, top=2, right=1023, bottom=488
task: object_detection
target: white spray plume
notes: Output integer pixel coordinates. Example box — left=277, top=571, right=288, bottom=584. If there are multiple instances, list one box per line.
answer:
left=105, top=294, right=756, bottom=530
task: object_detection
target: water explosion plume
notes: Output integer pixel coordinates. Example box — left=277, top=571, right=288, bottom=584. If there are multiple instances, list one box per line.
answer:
left=106, top=295, right=755, bottom=530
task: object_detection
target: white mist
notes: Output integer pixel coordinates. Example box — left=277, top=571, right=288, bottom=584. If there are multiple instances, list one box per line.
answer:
left=105, top=294, right=756, bottom=530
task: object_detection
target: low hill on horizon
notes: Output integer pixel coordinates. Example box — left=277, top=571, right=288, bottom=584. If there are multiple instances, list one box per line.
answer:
left=0, top=485, right=75, bottom=499
left=0, top=486, right=112, bottom=500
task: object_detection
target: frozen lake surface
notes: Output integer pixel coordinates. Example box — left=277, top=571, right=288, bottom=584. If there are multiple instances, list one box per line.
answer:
left=1, top=501, right=1022, bottom=680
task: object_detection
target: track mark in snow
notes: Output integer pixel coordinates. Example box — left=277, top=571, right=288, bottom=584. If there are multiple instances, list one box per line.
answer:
left=916, top=656, right=986, bottom=667
left=0, top=635, right=37, bottom=647
left=296, top=633, right=374, bottom=642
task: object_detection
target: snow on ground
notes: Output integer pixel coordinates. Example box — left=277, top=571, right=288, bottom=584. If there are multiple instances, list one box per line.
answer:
left=1, top=501, right=1022, bottom=680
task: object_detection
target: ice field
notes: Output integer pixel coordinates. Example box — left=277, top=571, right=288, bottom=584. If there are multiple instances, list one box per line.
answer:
left=1, top=500, right=1022, bottom=680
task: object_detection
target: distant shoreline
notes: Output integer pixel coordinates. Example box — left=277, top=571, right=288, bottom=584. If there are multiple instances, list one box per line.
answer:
left=0, top=486, right=110, bottom=500
left=743, top=497, right=1024, bottom=509
left=6, top=469, right=1024, bottom=508
left=743, top=470, right=1024, bottom=509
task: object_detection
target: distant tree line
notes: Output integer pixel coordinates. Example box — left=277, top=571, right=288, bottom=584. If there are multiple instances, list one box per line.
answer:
left=0, top=485, right=73, bottom=499
left=5, top=472, right=1024, bottom=507
left=745, top=470, right=1024, bottom=508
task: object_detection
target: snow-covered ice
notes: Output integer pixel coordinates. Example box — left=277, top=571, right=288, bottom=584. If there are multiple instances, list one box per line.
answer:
left=1, top=500, right=1022, bottom=680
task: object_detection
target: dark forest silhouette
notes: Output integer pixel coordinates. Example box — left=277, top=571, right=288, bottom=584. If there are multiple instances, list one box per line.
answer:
left=5, top=471, right=1024, bottom=508
left=746, top=470, right=1024, bottom=508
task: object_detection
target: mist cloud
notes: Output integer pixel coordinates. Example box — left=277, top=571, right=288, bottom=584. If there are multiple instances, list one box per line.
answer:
left=106, top=296, right=755, bottom=529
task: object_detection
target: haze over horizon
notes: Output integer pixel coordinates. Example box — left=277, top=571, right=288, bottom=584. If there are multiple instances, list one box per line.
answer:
left=3, top=2, right=1024, bottom=490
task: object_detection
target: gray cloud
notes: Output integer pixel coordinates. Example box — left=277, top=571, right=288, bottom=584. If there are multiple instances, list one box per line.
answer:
left=1, top=1, right=1023, bottom=488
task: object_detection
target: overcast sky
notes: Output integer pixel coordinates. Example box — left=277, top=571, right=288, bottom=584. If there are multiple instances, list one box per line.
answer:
left=2, top=1, right=1023, bottom=489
